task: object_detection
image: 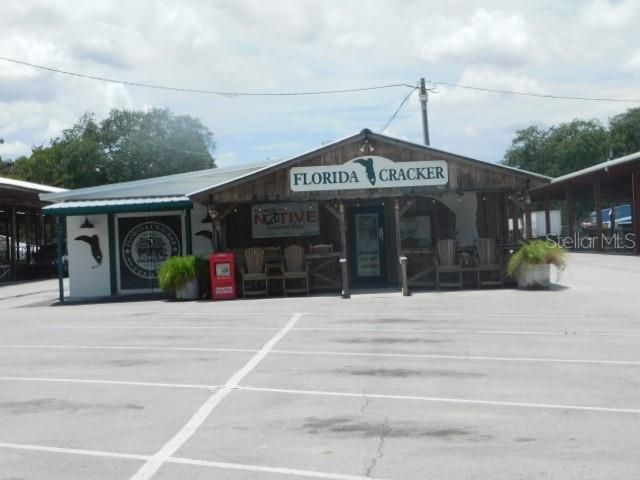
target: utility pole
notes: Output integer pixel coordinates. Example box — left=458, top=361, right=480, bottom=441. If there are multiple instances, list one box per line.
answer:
left=419, top=78, right=430, bottom=146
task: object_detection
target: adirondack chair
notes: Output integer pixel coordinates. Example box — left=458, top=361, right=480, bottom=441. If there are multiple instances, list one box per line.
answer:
left=242, top=247, right=267, bottom=297
left=476, top=238, right=503, bottom=288
left=309, top=243, right=333, bottom=254
left=435, top=239, right=463, bottom=290
left=283, top=245, right=309, bottom=295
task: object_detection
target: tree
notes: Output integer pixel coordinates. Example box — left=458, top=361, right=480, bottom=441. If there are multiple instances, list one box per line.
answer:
left=99, top=108, right=215, bottom=182
left=503, top=119, right=609, bottom=177
left=2, top=108, right=215, bottom=188
left=609, top=107, right=640, bottom=158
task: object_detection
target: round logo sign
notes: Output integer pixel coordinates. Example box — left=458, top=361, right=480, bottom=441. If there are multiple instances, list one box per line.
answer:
left=122, top=221, right=180, bottom=279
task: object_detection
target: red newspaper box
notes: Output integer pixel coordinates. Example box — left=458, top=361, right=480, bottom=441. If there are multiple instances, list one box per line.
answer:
left=210, top=252, right=237, bottom=300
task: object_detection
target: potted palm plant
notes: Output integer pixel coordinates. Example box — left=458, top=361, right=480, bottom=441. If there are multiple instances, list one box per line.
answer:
left=507, top=240, right=567, bottom=289
left=158, top=255, right=208, bottom=300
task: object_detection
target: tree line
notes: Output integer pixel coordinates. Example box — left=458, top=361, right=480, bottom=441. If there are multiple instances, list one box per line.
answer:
left=0, top=108, right=216, bottom=188
left=502, top=107, right=640, bottom=177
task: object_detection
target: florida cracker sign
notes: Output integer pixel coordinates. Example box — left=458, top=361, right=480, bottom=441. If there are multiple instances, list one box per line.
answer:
left=289, top=156, right=448, bottom=192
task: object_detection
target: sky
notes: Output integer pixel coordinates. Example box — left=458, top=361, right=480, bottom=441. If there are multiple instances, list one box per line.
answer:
left=1, top=0, right=640, bottom=169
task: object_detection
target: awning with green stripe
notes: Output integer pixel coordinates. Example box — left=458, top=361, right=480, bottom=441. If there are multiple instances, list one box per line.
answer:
left=43, top=196, right=193, bottom=216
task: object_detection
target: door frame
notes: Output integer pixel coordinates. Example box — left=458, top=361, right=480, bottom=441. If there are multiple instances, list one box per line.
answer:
left=347, top=205, right=387, bottom=287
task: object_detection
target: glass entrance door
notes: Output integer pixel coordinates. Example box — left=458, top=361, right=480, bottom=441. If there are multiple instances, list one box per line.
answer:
left=349, top=206, right=387, bottom=286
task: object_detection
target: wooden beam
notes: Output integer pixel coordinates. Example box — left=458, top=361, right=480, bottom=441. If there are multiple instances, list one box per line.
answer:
left=594, top=176, right=603, bottom=251
left=511, top=196, right=520, bottom=241
left=524, top=194, right=532, bottom=239
left=501, top=193, right=509, bottom=242
left=544, top=191, right=551, bottom=236
left=394, top=199, right=402, bottom=285
left=338, top=202, right=349, bottom=299
left=217, top=204, right=236, bottom=222
left=566, top=186, right=575, bottom=241
left=10, top=205, right=16, bottom=280
left=632, top=170, right=640, bottom=255
left=399, top=199, right=416, bottom=217
left=323, top=203, right=341, bottom=221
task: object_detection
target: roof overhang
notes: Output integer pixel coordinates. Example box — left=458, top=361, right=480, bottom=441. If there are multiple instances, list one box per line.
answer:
left=43, top=196, right=192, bottom=216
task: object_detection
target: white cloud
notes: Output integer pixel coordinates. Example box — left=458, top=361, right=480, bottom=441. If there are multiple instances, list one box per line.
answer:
left=580, top=0, right=640, bottom=28
left=0, top=140, right=31, bottom=159
left=413, top=9, right=542, bottom=66
left=624, top=49, right=640, bottom=71
left=0, top=0, right=638, bottom=170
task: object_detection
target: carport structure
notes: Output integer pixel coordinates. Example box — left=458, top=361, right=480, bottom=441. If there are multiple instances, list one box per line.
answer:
left=0, top=176, right=65, bottom=281
left=530, top=151, right=640, bottom=253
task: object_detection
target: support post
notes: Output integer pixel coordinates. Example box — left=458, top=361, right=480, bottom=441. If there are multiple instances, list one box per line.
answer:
left=2, top=207, right=8, bottom=264
left=399, top=256, right=410, bottom=296
left=10, top=205, right=16, bottom=280
left=544, top=192, right=551, bottom=236
left=632, top=170, right=640, bottom=255
left=566, top=187, right=575, bottom=242
left=184, top=209, right=192, bottom=255
left=107, top=214, right=117, bottom=296
left=594, top=177, right=603, bottom=251
left=393, top=199, right=403, bottom=285
left=501, top=194, right=509, bottom=242
left=338, top=202, right=349, bottom=299
left=56, top=216, right=64, bottom=303
left=524, top=194, right=532, bottom=239
left=511, top=197, right=520, bottom=241
left=25, top=209, right=32, bottom=264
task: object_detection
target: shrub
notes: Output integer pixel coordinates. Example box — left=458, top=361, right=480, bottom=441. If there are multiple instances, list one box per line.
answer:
left=158, top=255, right=207, bottom=294
left=507, top=240, right=567, bottom=278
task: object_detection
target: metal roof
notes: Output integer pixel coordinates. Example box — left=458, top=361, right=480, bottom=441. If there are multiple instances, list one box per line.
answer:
left=40, top=163, right=271, bottom=202
left=549, top=150, right=640, bottom=184
left=43, top=196, right=192, bottom=216
left=0, top=176, right=66, bottom=194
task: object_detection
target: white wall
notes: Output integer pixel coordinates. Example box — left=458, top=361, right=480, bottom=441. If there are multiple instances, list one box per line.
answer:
left=66, top=215, right=111, bottom=299
left=439, top=192, right=479, bottom=246
left=190, top=203, right=214, bottom=257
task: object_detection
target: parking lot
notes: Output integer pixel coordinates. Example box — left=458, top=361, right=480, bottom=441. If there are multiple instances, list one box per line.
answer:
left=1, top=252, right=640, bottom=479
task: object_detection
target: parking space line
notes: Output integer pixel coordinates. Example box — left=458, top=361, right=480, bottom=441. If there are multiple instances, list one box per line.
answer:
left=0, top=344, right=257, bottom=353
left=2, top=343, right=639, bottom=366
left=130, top=312, right=307, bottom=480
left=270, top=350, right=640, bottom=366
left=0, top=376, right=218, bottom=390
left=168, top=455, right=393, bottom=479
left=31, top=325, right=640, bottom=337
left=0, top=441, right=391, bottom=480
left=0, top=441, right=147, bottom=461
left=238, top=386, right=640, bottom=415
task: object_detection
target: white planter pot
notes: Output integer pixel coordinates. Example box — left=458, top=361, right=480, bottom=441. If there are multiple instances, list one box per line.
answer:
left=175, top=278, right=199, bottom=300
left=517, top=264, right=550, bottom=289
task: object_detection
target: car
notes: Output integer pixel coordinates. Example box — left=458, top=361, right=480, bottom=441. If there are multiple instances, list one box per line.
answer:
left=30, top=242, right=68, bottom=277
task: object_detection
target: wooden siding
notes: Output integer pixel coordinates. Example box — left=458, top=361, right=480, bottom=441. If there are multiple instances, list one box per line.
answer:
left=208, top=138, right=541, bottom=204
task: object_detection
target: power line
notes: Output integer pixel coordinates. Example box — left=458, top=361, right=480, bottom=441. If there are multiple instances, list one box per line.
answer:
left=0, top=55, right=414, bottom=97
left=429, top=79, right=640, bottom=103
left=380, top=87, right=418, bottom=133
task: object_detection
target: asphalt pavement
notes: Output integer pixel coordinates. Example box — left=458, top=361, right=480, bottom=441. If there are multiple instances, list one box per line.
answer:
left=0, top=252, right=639, bottom=479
